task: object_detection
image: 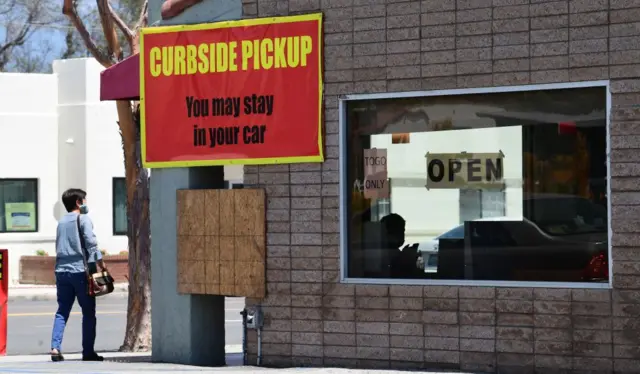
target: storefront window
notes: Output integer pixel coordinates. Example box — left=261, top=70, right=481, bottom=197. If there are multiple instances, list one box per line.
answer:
left=112, top=178, right=127, bottom=236
left=344, top=85, right=609, bottom=284
left=0, top=179, right=38, bottom=233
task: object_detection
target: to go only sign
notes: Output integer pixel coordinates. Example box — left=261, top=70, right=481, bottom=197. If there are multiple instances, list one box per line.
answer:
left=363, top=148, right=389, bottom=199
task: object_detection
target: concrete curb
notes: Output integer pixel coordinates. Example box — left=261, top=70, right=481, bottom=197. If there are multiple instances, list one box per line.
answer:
left=8, top=284, right=129, bottom=301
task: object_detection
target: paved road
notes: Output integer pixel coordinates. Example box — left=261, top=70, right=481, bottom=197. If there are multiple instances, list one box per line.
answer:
left=7, top=296, right=245, bottom=355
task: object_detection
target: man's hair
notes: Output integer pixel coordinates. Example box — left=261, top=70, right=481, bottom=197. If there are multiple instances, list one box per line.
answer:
left=380, top=213, right=405, bottom=234
left=62, top=188, right=87, bottom=212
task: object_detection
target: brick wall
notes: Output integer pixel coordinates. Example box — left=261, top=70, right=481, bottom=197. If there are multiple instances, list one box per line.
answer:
left=19, top=255, right=130, bottom=285
left=241, top=0, right=640, bottom=372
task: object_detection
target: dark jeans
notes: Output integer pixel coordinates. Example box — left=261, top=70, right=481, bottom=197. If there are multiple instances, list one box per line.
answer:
left=50, top=272, right=96, bottom=355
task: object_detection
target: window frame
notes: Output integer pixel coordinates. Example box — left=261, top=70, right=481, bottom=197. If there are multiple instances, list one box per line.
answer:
left=338, top=80, right=612, bottom=289
left=0, top=178, right=39, bottom=234
left=112, top=177, right=127, bottom=236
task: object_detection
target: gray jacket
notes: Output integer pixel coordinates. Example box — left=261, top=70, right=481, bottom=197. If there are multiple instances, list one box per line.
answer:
left=55, top=212, right=102, bottom=273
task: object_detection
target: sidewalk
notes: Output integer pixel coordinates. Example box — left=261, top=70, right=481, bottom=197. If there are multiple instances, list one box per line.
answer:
left=8, top=284, right=129, bottom=301
left=0, top=351, right=471, bottom=373
left=0, top=351, right=242, bottom=373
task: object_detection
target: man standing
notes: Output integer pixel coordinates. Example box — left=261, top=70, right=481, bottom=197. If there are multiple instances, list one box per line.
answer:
left=50, top=188, right=107, bottom=362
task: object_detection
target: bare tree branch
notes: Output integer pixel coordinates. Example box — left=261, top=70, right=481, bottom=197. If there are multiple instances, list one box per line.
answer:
left=11, top=37, right=54, bottom=72
left=60, top=18, right=88, bottom=59
left=62, top=0, right=111, bottom=66
left=96, top=0, right=122, bottom=61
left=131, top=0, right=147, bottom=54
left=0, top=21, right=29, bottom=56
left=0, top=1, right=36, bottom=71
left=0, top=0, right=17, bottom=16
left=136, top=0, right=148, bottom=29
left=106, top=1, right=133, bottom=54
left=0, top=0, right=66, bottom=72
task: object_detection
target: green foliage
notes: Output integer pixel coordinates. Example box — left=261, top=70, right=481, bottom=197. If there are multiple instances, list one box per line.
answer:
left=35, top=249, right=48, bottom=256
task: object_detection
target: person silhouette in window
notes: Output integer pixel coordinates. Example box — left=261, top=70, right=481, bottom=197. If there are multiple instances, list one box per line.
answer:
left=381, top=214, right=424, bottom=279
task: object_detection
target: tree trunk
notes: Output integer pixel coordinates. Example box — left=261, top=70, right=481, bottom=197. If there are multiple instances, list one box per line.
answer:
left=118, top=101, right=152, bottom=351
left=61, top=0, right=154, bottom=353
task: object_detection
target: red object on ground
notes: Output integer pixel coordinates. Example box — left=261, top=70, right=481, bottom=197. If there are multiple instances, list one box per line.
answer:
left=0, top=249, right=8, bottom=355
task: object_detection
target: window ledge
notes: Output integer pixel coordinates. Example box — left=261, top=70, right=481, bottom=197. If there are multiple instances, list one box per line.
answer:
left=0, top=235, right=55, bottom=244
left=341, top=277, right=612, bottom=289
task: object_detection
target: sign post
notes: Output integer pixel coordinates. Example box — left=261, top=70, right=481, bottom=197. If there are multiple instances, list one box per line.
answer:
left=0, top=249, right=8, bottom=356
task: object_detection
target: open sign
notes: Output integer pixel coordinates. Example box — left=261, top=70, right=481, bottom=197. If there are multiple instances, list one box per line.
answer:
left=425, top=151, right=505, bottom=190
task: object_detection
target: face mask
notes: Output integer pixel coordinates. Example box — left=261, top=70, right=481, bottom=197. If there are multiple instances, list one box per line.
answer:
left=79, top=204, right=89, bottom=214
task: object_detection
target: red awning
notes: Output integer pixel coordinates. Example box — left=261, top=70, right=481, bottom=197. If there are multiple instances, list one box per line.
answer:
left=100, top=54, right=140, bottom=101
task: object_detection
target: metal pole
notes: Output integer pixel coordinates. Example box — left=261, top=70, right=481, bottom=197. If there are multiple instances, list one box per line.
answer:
left=240, top=309, right=247, bottom=365
left=256, top=328, right=262, bottom=366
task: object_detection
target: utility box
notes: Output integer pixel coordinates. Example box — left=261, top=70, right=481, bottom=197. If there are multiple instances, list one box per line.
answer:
left=245, top=306, right=263, bottom=330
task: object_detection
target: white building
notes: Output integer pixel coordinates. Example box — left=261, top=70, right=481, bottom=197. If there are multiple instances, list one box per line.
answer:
left=0, top=58, right=243, bottom=285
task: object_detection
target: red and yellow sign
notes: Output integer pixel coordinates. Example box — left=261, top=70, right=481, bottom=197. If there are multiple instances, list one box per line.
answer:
left=139, top=14, right=324, bottom=168
left=0, top=249, right=7, bottom=355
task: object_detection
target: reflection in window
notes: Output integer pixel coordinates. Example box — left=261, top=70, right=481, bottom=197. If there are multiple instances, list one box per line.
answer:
left=0, top=179, right=38, bottom=233
left=459, top=189, right=505, bottom=223
left=370, top=179, right=391, bottom=222
left=371, top=198, right=391, bottom=222
left=113, top=178, right=127, bottom=236
left=346, top=86, right=608, bottom=283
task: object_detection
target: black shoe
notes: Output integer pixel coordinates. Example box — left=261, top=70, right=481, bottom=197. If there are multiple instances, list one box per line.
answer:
left=82, top=353, right=104, bottom=361
left=50, top=351, right=64, bottom=362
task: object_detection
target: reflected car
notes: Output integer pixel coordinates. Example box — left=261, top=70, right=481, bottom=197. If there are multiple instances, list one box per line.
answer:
left=417, top=194, right=609, bottom=282
left=419, top=216, right=514, bottom=273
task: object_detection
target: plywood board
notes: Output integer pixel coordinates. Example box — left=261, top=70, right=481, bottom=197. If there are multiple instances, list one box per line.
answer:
left=176, top=188, right=266, bottom=299
left=176, top=189, right=207, bottom=294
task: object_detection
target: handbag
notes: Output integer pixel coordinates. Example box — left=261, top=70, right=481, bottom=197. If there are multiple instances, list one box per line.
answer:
left=76, top=215, right=115, bottom=297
